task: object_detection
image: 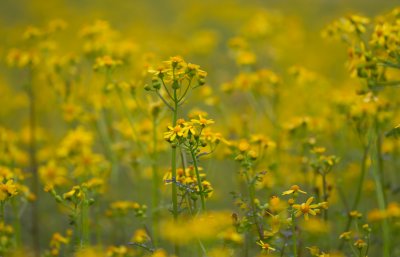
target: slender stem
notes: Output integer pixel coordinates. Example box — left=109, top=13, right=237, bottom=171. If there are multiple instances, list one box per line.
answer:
left=171, top=90, right=179, bottom=256
left=370, top=129, right=390, bottom=257
left=365, top=233, right=370, bottom=257
left=27, top=67, right=40, bottom=257
left=339, top=144, right=369, bottom=251
left=171, top=100, right=179, bottom=219
left=0, top=202, right=4, bottom=223
left=94, top=202, right=102, bottom=245
left=177, top=78, right=192, bottom=102
left=72, top=204, right=80, bottom=250
left=243, top=169, right=263, bottom=240
left=322, top=172, right=328, bottom=221
left=353, top=145, right=369, bottom=210
left=151, top=115, right=160, bottom=247
left=81, top=198, right=90, bottom=248
left=348, top=241, right=358, bottom=256
left=115, top=88, right=144, bottom=151
left=291, top=208, right=298, bottom=257
left=161, top=78, right=174, bottom=101
left=280, top=237, right=287, bottom=257
left=98, top=72, right=118, bottom=184
left=190, top=149, right=206, bottom=212
left=156, top=90, right=174, bottom=111
left=98, top=109, right=118, bottom=183
left=12, top=199, right=21, bottom=247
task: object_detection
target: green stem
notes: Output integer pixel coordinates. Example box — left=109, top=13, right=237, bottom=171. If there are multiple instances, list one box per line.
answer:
left=190, top=149, right=206, bottom=212
left=151, top=115, right=160, bottom=247
left=72, top=204, right=80, bottom=251
left=81, top=199, right=90, bottom=248
left=291, top=208, right=298, bottom=257
left=94, top=202, right=102, bottom=245
left=243, top=169, right=263, bottom=240
left=116, top=88, right=145, bottom=151
left=370, top=124, right=390, bottom=257
left=322, top=172, right=328, bottom=222
left=12, top=199, right=21, bottom=247
left=339, top=144, right=369, bottom=251
left=98, top=108, right=118, bottom=183
left=171, top=90, right=179, bottom=256
left=171, top=101, right=179, bottom=220
left=27, top=67, right=40, bottom=256
left=348, top=241, right=358, bottom=256
left=353, top=145, right=369, bottom=210
left=0, top=202, right=4, bottom=223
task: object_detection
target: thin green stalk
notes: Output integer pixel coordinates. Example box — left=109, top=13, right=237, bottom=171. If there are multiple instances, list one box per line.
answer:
left=291, top=208, right=298, bottom=257
left=352, top=145, right=369, bottom=210
left=0, top=202, right=4, bottom=223
left=98, top=109, right=118, bottom=183
left=72, top=204, right=80, bottom=251
left=11, top=199, right=21, bottom=247
left=370, top=125, right=390, bottom=257
left=365, top=233, right=371, bottom=257
left=81, top=198, right=90, bottom=248
left=171, top=96, right=179, bottom=220
left=190, top=149, right=206, bottom=212
left=151, top=115, right=160, bottom=246
left=243, top=169, right=263, bottom=240
left=27, top=67, right=40, bottom=256
left=322, top=173, right=328, bottom=221
left=115, top=88, right=145, bottom=151
left=94, top=202, right=102, bottom=245
left=279, top=237, right=287, bottom=257
left=339, top=144, right=369, bottom=251
left=171, top=90, right=179, bottom=256
left=348, top=242, right=358, bottom=257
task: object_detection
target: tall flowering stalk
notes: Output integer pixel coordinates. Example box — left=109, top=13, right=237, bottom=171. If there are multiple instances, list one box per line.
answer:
left=146, top=56, right=207, bottom=253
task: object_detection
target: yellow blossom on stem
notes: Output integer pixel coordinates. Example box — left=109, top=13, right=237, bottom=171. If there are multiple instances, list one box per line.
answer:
left=191, top=114, right=214, bottom=127
left=256, top=240, right=276, bottom=253
left=292, top=197, right=320, bottom=220
left=282, top=185, right=307, bottom=195
left=164, top=125, right=184, bottom=142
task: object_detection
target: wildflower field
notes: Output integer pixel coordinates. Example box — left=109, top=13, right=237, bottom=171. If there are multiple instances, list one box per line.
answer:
left=1, top=0, right=400, bottom=256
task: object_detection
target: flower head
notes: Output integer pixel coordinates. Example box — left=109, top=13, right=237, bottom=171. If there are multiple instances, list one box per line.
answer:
left=256, top=240, right=275, bottom=253
left=292, top=197, right=321, bottom=220
left=164, top=125, right=184, bottom=142
left=282, top=185, right=307, bottom=196
left=191, top=115, right=214, bottom=127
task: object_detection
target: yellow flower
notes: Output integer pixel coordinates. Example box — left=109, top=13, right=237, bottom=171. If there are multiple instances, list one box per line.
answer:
left=282, top=185, right=307, bottom=195
left=131, top=229, right=150, bottom=244
left=164, top=125, right=184, bottom=141
left=292, top=197, right=320, bottom=220
left=63, top=186, right=82, bottom=201
left=307, top=246, right=320, bottom=256
left=151, top=249, right=169, bottom=257
left=0, top=180, right=18, bottom=201
left=354, top=239, right=367, bottom=249
left=182, top=122, right=197, bottom=137
left=191, top=114, right=214, bottom=127
left=349, top=210, right=362, bottom=218
left=39, top=160, right=68, bottom=188
left=339, top=231, right=352, bottom=240
left=256, top=240, right=275, bottom=253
